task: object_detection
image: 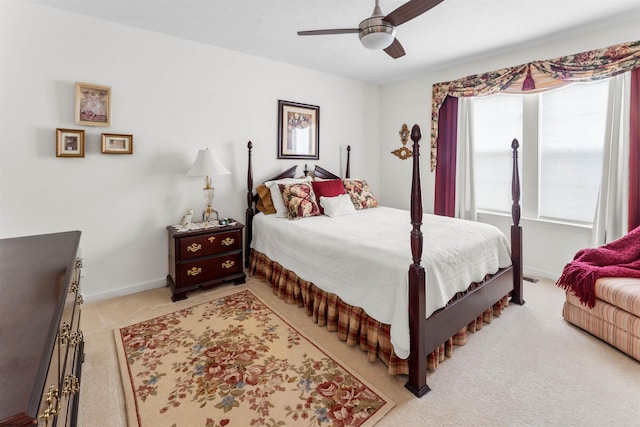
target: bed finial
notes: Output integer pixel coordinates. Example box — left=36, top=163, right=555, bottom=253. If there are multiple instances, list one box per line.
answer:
left=411, top=124, right=422, bottom=144
left=346, top=145, right=351, bottom=179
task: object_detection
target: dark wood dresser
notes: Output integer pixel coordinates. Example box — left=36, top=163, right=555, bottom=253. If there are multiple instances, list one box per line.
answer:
left=167, top=221, right=246, bottom=301
left=0, top=231, right=84, bottom=427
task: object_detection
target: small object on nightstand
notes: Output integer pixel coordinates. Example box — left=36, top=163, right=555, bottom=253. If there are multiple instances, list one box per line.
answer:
left=166, top=219, right=246, bottom=302
left=181, top=208, right=194, bottom=228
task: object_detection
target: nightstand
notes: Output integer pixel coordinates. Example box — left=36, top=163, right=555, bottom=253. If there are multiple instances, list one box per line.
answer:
left=166, top=220, right=246, bottom=301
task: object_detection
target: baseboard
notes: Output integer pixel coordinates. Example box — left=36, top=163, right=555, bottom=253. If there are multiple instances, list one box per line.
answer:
left=83, top=278, right=166, bottom=303
left=523, top=266, right=559, bottom=282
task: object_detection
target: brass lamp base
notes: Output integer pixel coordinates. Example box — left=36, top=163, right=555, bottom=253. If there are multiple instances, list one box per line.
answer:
left=202, top=176, right=220, bottom=223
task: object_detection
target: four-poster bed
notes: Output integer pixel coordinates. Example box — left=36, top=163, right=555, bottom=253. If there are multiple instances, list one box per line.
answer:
left=244, top=124, right=524, bottom=397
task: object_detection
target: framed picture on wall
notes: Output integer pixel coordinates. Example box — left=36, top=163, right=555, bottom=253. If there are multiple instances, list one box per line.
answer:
left=56, top=128, right=85, bottom=157
left=277, top=100, right=319, bottom=160
left=75, top=82, right=111, bottom=126
left=101, top=133, right=133, bottom=154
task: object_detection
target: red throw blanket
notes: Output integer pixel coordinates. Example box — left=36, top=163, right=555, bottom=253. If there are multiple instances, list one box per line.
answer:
left=556, top=226, right=640, bottom=307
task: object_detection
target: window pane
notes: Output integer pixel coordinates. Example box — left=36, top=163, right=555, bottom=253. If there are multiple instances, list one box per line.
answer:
left=471, top=94, right=523, bottom=212
left=539, top=81, right=608, bottom=223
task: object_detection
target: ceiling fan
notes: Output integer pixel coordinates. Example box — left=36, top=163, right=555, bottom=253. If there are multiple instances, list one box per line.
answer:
left=297, top=0, right=444, bottom=59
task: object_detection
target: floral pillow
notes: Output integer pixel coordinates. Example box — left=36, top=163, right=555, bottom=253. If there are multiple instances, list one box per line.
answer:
left=278, top=182, right=320, bottom=220
left=266, top=177, right=312, bottom=218
left=343, top=179, right=378, bottom=210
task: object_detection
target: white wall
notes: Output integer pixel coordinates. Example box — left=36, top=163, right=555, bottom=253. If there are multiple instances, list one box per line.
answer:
left=2, top=1, right=638, bottom=299
left=379, top=13, right=640, bottom=279
left=0, top=0, right=380, bottom=300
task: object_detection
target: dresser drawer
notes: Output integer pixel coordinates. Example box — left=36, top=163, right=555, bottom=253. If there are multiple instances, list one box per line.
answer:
left=178, top=230, right=241, bottom=260
left=177, top=252, right=243, bottom=286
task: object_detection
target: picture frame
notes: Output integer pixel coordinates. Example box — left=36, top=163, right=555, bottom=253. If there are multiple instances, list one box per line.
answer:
left=56, top=128, right=85, bottom=157
left=75, top=82, right=111, bottom=126
left=277, top=100, right=319, bottom=160
left=101, top=133, right=133, bottom=154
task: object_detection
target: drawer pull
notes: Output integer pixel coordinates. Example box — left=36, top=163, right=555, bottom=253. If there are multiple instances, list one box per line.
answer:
left=70, top=330, right=84, bottom=347
left=77, top=293, right=84, bottom=305
left=60, top=322, right=72, bottom=345
left=187, top=243, right=202, bottom=253
left=221, top=237, right=234, bottom=246
left=208, top=236, right=216, bottom=243
left=221, top=260, right=234, bottom=269
left=69, top=278, right=79, bottom=294
left=75, top=257, right=83, bottom=269
left=63, top=374, right=80, bottom=397
left=39, top=385, right=60, bottom=426
left=187, top=267, right=202, bottom=276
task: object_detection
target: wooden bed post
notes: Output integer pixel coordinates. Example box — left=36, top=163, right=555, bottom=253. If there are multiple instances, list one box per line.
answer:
left=405, top=124, right=430, bottom=397
left=510, top=139, right=525, bottom=305
left=245, top=141, right=254, bottom=269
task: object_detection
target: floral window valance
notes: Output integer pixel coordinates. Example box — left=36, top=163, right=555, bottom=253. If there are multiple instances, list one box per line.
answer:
left=430, top=40, right=640, bottom=171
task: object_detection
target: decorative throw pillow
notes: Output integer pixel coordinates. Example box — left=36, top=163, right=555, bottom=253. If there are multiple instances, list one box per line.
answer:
left=343, top=179, right=378, bottom=210
left=255, top=183, right=276, bottom=214
left=279, top=182, right=320, bottom=220
left=320, top=194, right=357, bottom=217
left=311, top=179, right=346, bottom=214
left=266, top=177, right=312, bottom=218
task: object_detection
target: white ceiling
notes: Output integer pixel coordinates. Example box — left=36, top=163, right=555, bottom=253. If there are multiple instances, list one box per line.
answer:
left=31, top=0, right=640, bottom=85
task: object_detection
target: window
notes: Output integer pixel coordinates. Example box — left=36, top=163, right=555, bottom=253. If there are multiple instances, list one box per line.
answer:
left=471, top=79, right=610, bottom=224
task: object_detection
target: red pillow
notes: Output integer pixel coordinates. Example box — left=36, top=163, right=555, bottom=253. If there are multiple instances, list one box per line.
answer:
left=311, top=179, right=346, bottom=214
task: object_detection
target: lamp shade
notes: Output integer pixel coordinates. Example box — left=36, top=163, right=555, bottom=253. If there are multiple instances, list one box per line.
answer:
left=186, top=149, right=231, bottom=177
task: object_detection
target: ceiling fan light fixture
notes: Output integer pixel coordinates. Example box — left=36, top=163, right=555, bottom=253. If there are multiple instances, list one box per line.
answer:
left=359, top=20, right=396, bottom=50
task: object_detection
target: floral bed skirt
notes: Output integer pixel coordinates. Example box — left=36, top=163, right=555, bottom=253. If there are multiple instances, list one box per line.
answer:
left=249, top=249, right=509, bottom=375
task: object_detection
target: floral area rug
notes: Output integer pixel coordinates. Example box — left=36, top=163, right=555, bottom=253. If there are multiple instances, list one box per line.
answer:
left=115, top=289, right=394, bottom=426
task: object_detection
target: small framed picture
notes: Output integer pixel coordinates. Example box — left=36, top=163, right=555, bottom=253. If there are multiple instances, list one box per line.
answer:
left=277, top=100, right=319, bottom=160
left=56, top=128, right=85, bottom=157
left=101, top=133, right=133, bottom=154
left=75, top=82, right=111, bottom=126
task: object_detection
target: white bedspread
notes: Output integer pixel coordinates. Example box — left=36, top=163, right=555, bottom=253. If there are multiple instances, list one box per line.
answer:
left=251, top=206, right=512, bottom=359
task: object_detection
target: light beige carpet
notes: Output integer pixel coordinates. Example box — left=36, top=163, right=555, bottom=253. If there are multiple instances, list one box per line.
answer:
left=114, top=287, right=394, bottom=426
left=80, top=277, right=640, bottom=426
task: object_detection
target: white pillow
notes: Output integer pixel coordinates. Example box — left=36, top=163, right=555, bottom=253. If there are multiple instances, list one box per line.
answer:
left=265, top=177, right=312, bottom=218
left=320, top=194, right=357, bottom=217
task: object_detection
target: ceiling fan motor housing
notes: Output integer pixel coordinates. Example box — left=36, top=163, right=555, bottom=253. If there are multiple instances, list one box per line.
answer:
left=358, top=16, right=396, bottom=49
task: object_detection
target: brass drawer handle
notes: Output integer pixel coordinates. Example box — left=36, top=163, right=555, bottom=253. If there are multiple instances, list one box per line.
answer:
left=70, top=330, right=84, bottom=347
left=186, top=243, right=202, bottom=253
left=221, top=237, right=234, bottom=246
left=63, top=373, right=80, bottom=397
left=60, top=322, right=71, bottom=345
left=69, top=278, right=79, bottom=294
left=39, top=384, right=60, bottom=426
left=208, top=236, right=216, bottom=243
left=221, top=260, right=234, bottom=269
left=187, top=267, right=202, bottom=276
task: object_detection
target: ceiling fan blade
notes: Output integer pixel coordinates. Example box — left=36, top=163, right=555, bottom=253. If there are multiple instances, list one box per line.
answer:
left=383, top=38, right=406, bottom=59
left=297, top=29, right=359, bottom=36
left=384, top=0, right=444, bottom=27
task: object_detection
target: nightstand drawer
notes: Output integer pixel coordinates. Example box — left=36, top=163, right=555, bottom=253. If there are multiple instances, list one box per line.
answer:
left=178, top=230, right=242, bottom=260
left=177, top=252, right=243, bottom=286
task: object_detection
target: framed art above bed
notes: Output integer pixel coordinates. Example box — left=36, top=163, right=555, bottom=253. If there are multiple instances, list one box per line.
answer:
left=277, top=100, right=319, bottom=160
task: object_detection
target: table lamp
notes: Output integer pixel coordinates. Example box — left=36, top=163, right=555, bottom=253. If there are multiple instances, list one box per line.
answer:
left=186, top=149, right=231, bottom=222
